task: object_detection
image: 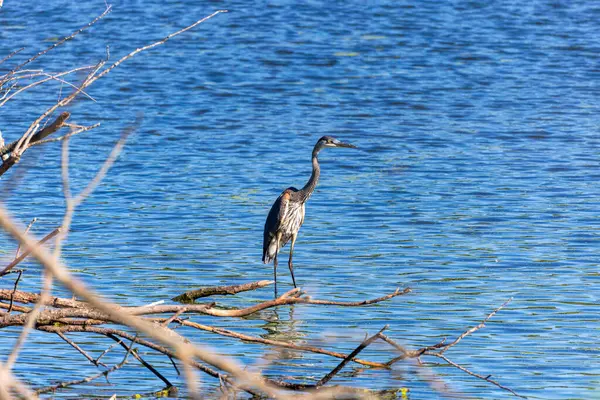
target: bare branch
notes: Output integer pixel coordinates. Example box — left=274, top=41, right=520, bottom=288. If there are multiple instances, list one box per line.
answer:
left=0, top=207, right=285, bottom=398
left=85, top=10, right=228, bottom=88
left=4, top=268, right=54, bottom=370
left=172, top=280, right=274, bottom=302
left=106, top=333, right=175, bottom=390
left=30, top=123, right=100, bottom=147
left=0, top=112, right=71, bottom=176
left=201, top=287, right=411, bottom=317
left=0, top=227, right=61, bottom=277
left=56, top=331, right=107, bottom=368
left=15, top=217, right=37, bottom=258
left=6, top=270, right=23, bottom=314
left=439, top=298, right=513, bottom=355
left=315, top=326, right=388, bottom=387
left=0, top=47, right=24, bottom=66
left=0, top=66, right=96, bottom=109
left=176, top=319, right=388, bottom=368
left=428, top=353, right=526, bottom=398
left=10, top=5, right=112, bottom=75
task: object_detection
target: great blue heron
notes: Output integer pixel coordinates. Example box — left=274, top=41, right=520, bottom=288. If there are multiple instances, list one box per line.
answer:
left=262, top=136, right=357, bottom=294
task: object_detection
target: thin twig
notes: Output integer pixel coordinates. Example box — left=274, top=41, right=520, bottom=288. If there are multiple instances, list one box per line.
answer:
left=428, top=353, right=526, bottom=398
left=439, top=298, right=512, bottom=355
left=315, top=326, right=388, bottom=387
left=85, top=10, right=228, bottom=88
left=56, top=331, right=107, bottom=368
left=7, top=270, right=23, bottom=314
left=35, top=351, right=131, bottom=395
left=162, top=308, right=187, bottom=326
left=0, top=47, right=24, bottom=66
left=95, top=337, right=124, bottom=365
left=30, top=123, right=100, bottom=147
left=15, top=217, right=37, bottom=258
left=106, top=333, right=173, bottom=388
left=0, top=227, right=61, bottom=277
left=10, top=5, right=112, bottom=75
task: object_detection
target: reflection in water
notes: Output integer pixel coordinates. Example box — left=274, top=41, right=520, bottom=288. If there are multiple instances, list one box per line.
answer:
left=260, top=306, right=305, bottom=344
left=247, top=306, right=310, bottom=376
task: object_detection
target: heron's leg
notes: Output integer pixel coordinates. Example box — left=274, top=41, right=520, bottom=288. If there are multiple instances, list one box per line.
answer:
left=274, top=232, right=282, bottom=297
left=274, top=251, right=278, bottom=297
left=288, top=234, right=297, bottom=288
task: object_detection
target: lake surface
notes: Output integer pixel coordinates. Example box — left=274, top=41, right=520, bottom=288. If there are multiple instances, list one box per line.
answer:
left=1, top=0, right=599, bottom=398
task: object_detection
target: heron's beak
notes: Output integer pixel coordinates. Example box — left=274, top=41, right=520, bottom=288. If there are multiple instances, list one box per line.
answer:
left=336, top=142, right=358, bottom=149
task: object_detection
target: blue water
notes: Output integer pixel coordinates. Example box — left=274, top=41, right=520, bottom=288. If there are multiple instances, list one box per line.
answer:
left=1, top=1, right=599, bottom=398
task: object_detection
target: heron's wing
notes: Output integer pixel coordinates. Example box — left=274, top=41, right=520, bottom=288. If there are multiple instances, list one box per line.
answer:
left=262, top=188, right=294, bottom=262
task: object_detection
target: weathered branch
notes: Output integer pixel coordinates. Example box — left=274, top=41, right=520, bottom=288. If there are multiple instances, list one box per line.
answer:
left=0, top=113, right=70, bottom=157
left=0, top=287, right=408, bottom=322
left=0, top=48, right=24, bottom=67
left=315, top=326, right=388, bottom=387
left=200, top=287, right=411, bottom=317
left=56, top=331, right=107, bottom=368
left=106, top=333, right=176, bottom=391
left=35, top=349, right=129, bottom=395
left=0, top=112, right=71, bottom=177
left=37, top=324, right=261, bottom=398
left=172, top=280, right=274, bottom=303
left=175, top=319, right=388, bottom=368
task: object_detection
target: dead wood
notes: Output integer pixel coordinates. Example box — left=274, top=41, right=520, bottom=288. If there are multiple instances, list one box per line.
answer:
left=173, top=319, right=388, bottom=368
left=200, top=287, right=411, bottom=317
left=0, top=112, right=71, bottom=176
left=172, top=280, right=274, bottom=303
left=106, top=333, right=175, bottom=390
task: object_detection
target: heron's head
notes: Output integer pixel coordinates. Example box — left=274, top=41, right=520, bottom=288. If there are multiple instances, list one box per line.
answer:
left=316, top=136, right=357, bottom=150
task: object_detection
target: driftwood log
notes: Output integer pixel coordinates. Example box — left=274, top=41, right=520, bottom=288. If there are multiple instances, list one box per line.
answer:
left=172, top=279, right=274, bottom=302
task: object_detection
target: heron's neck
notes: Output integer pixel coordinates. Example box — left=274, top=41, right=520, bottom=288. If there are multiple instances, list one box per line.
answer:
left=298, top=148, right=321, bottom=203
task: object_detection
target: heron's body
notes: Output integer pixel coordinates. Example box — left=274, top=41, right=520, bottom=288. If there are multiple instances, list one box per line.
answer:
left=262, top=187, right=305, bottom=264
left=262, top=136, right=357, bottom=295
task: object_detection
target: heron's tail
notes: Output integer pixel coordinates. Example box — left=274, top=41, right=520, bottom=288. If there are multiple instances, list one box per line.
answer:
left=262, top=238, right=277, bottom=264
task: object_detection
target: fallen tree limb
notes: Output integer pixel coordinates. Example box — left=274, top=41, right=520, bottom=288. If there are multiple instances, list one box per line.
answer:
left=174, top=319, right=389, bottom=368
left=172, top=280, right=274, bottom=303
left=200, top=287, right=411, bottom=317
left=37, top=324, right=262, bottom=398
left=0, top=287, right=409, bottom=322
